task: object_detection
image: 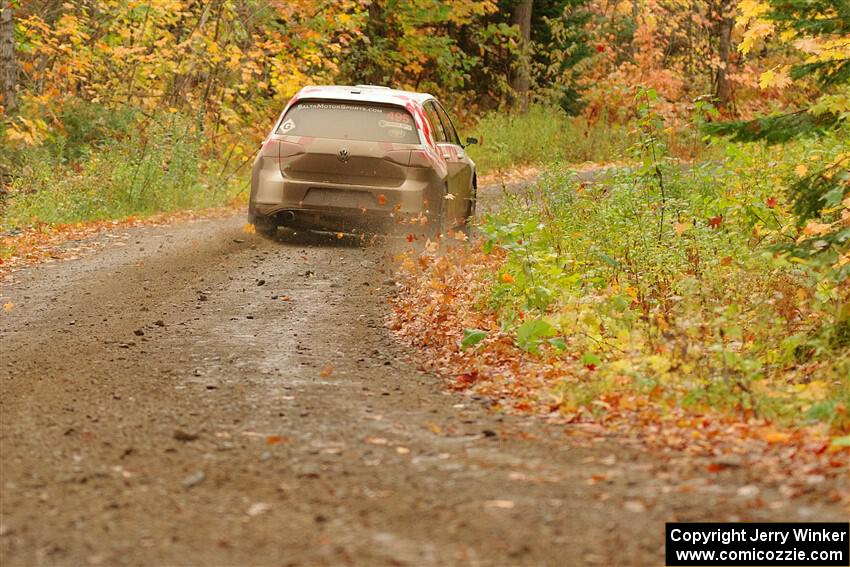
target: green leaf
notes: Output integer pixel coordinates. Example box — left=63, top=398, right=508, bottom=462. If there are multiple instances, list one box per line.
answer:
left=611, top=294, right=631, bottom=312
left=547, top=337, right=566, bottom=351
left=581, top=352, right=601, bottom=366
left=822, top=185, right=845, bottom=207
left=830, top=435, right=850, bottom=448
left=598, top=252, right=620, bottom=269
left=516, top=318, right=555, bottom=352
left=461, top=328, right=487, bottom=350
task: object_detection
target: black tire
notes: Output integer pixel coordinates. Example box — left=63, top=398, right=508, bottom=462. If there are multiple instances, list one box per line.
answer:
left=251, top=214, right=277, bottom=236
left=461, top=177, right=477, bottom=236
left=423, top=204, right=446, bottom=240
left=434, top=185, right=453, bottom=239
left=423, top=184, right=450, bottom=240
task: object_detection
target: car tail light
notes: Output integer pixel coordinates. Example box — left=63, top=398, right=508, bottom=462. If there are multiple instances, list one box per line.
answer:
left=384, top=149, right=431, bottom=168
left=261, top=138, right=304, bottom=160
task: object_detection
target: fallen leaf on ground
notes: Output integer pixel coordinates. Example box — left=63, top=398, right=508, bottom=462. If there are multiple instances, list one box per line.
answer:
left=624, top=500, right=646, bottom=513
left=484, top=500, right=515, bottom=509
left=246, top=502, right=272, bottom=516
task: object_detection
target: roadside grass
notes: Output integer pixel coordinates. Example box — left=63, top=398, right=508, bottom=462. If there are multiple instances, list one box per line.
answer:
left=0, top=102, right=248, bottom=232
left=473, top=127, right=850, bottom=433
left=466, top=105, right=632, bottom=172
left=465, top=104, right=718, bottom=173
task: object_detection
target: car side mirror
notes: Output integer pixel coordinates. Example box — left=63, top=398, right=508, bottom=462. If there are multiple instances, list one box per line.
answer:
left=464, top=137, right=478, bottom=147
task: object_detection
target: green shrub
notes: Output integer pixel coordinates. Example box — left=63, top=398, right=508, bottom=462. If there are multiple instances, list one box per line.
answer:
left=56, top=99, right=139, bottom=163
left=479, top=124, right=850, bottom=432
left=2, top=113, right=241, bottom=229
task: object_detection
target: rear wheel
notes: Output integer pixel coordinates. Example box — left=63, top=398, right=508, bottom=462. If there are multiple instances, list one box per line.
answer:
left=424, top=199, right=450, bottom=240
left=251, top=214, right=277, bottom=236
left=462, top=178, right=477, bottom=235
left=424, top=184, right=451, bottom=240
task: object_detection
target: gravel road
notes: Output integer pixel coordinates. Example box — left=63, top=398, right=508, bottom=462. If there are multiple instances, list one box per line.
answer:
left=1, top=187, right=846, bottom=566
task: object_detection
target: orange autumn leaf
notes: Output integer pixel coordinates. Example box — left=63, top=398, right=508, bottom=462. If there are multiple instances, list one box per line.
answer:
left=319, top=364, right=334, bottom=378
left=500, top=272, right=515, bottom=284
left=802, top=220, right=833, bottom=236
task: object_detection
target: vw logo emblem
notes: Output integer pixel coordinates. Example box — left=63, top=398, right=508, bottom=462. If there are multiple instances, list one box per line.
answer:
left=337, top=149, right=350, bottom=163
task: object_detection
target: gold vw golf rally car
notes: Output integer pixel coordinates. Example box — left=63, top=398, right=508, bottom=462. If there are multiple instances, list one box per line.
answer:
left=249, top=85, right=477, bottom=236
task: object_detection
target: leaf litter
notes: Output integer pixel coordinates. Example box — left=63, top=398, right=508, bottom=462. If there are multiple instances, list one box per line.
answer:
left=388, top=238, right=849, bottom=506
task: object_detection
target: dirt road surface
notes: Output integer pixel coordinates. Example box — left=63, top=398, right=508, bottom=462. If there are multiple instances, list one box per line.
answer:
left=2, top=185, right=847, bottom=566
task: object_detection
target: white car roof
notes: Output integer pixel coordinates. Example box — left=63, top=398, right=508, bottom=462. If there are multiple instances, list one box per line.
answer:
left=294, top=85, right=435, bottom=106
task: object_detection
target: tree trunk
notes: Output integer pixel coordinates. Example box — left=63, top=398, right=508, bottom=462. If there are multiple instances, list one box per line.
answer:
left=0, top=3, right=17, bottom=114
left=713, top=0, right=735, bottom=111
left=511, top=0, right=533, bottom=114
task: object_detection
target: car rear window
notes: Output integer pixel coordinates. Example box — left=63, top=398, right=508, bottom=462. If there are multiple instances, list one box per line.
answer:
left=277, top=101, right=421, bottom=144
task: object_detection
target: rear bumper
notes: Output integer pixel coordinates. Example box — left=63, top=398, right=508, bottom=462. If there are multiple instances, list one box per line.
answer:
left=249, top=156, right=438, bottom=231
